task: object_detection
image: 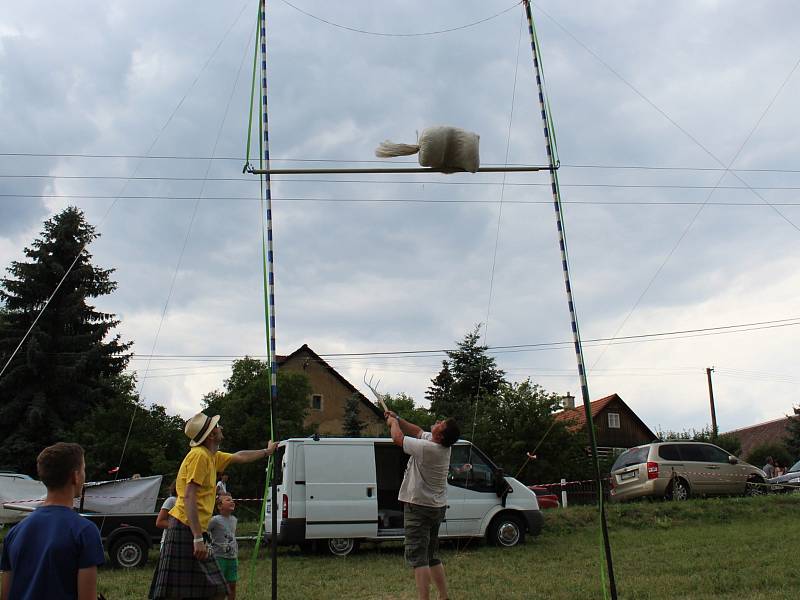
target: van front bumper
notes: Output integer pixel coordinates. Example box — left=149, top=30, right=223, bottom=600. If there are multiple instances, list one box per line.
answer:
left=521, top=509, right=543, bottom=536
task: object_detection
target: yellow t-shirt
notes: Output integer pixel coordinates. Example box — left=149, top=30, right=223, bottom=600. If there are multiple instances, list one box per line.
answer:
left=169, top=446, right=233, bottom=530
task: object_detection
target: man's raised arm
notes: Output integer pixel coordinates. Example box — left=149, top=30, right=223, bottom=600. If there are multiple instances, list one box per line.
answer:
left=384, top=412, right=423, bottom=447
left=229, top=441, right=278, bottom=465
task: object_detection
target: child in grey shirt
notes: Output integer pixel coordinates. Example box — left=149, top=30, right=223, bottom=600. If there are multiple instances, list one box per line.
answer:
left=208, top=492, right=239, bottom=599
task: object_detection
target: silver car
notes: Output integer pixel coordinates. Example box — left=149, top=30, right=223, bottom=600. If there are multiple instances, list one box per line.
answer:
left=609, top=441, right=766, bottom=502
left=767, top=459, right=800, bottom=491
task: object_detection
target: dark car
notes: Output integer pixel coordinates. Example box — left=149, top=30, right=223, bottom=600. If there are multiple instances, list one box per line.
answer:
left=767, top=459, right=800, bottom=492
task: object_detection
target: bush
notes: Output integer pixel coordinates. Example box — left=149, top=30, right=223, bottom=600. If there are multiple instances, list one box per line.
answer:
left=746, top=442, right=793, bottom=471
left=655, top=427, right=741, bottom=457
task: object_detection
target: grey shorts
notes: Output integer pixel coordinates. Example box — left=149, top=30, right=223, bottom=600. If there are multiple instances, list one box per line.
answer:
left=403, top=503, right=446, bottom=569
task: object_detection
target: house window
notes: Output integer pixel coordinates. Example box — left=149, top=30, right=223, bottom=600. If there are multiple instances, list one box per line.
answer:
left=311, top=394, right=323, bottom=410
left=608, top=412, right=620, bottom=429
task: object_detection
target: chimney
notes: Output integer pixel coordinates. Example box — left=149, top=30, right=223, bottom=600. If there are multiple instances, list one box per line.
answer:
left=562, top=393, right=575, bottom=410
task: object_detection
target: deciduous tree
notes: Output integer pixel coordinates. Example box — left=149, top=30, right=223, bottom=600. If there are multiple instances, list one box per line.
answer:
left=202, top=357, right=313, bottom=497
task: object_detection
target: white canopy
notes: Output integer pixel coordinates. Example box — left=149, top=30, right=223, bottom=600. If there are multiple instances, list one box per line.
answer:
left=2, top=475, right=162, bottom=523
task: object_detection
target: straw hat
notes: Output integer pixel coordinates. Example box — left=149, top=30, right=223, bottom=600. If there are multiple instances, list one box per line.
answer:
left=185, top=412, right=220, bottom=447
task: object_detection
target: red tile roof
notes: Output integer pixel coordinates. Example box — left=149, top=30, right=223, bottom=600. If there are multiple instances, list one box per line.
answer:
left=554, top=394, right=618, bottom=430
left=722, top=417, right=792, bottom=460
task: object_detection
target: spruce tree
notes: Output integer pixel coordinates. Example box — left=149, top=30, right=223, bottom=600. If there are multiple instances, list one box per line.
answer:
left=426, top=327, right=506, bottom=428
left=426, top=360, right=455, bottom=419
left=447, top=326, right=505, bottom=401
left=343, top=394, right=366, bottom=437
left=0, top=207, right=131, bottom=473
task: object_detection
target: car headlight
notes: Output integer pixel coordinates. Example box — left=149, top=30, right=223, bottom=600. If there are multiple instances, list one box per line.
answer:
left=789, top=477, right=800, bottom=484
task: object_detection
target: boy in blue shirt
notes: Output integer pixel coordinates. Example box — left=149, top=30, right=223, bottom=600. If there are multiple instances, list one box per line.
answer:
left=1, top=442, right=105, bottom=600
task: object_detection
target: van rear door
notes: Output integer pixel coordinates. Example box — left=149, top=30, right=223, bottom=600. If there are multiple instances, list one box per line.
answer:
left=303, top=441, right=378, bottom=540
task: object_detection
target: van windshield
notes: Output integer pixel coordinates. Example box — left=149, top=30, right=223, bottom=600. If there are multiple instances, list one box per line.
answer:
left=611, top=447, right=649, bottom=472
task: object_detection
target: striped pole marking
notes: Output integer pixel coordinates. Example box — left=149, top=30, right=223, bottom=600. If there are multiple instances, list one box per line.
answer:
left=521, top=2, right=617, bottom=598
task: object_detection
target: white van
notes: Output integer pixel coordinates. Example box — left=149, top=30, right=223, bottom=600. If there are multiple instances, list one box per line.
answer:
left=265, top=437, right=543, bottom=556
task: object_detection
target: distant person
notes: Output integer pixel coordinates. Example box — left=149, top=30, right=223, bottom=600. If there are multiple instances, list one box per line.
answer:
left=774, top=460, right=785, bottom=477
left=149, top=412, right=277, bottom=600
left=0, top=442, right=105, bottom=600
left=763, top=456, right=775, bottom=478
left=155, top=480, right=178, bottom=552
left=216, top=473, right=229, bottom=495
left=385, top=410, right=460, bottom=600
left=208, top=492, right=239, bottom=600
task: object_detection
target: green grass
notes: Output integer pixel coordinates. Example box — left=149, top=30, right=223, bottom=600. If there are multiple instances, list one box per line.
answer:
left=7, top=494, right=800, bottom=599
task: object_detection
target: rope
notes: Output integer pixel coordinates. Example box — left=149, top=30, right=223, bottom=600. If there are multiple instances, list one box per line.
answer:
left=97, top=5, right=255, bottom=537
left=243, top=10, right=262, bottom=172
left=586, top=52, right=800, bottom=376
left=522, top=2, right=615, bottom=598
left=0, top=0, right=252, bottom=382
left=452, top=11, right=525, bottom=558
left=466, top=8, right=525, bottom=465
left=279, top=0, right=521, bottom=38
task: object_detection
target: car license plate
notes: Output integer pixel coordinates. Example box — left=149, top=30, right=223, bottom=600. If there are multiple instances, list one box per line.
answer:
left=620, top=470, right=636, bottom=481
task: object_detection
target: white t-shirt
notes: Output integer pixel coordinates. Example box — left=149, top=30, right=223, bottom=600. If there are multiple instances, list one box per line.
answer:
left=159, top=496, right=177, bottom=550
left=398, top=432, right=451, bottom=508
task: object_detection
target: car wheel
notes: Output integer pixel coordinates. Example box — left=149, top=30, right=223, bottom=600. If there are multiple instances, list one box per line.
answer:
left=667, top=478, right=690, bottom=501
left=326, top=537, right=359, bottom=557
left=488, top=514, right=525, bottom=548
left=745, top=476, right=766, bottom=497
left=109, top=536, right=148, bottom=569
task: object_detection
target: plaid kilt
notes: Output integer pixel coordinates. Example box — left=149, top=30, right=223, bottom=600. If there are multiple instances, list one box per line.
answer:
left=149, top=518, right=228, bottom=599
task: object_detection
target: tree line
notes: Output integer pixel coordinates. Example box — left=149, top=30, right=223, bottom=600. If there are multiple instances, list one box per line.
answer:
left=2, top=208, right=799, bottom=500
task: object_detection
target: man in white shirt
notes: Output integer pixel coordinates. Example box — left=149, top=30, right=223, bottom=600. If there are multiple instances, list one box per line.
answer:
left=386, top=411, right=460, bottom=600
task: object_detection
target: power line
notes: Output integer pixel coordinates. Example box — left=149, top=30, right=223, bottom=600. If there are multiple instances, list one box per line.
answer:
left=0, top=150, right=795, bottom=173
left=4, top=152, right=800, bottom=174
left=5, top=192, right=800, bottom=206
left=6, top=173, right=800, bottom=191
left=118, top=315, right=800, bottom=362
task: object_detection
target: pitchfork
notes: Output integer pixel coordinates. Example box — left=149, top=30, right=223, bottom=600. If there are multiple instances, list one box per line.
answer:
left=363, top=372, right=391, bottom=415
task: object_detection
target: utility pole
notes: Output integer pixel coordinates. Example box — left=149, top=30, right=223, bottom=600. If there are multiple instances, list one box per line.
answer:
left=706, top=367, right=718, bottom=438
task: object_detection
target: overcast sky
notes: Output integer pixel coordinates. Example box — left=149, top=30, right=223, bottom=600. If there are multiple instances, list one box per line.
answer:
left=2, top=1, right=799, bottom=439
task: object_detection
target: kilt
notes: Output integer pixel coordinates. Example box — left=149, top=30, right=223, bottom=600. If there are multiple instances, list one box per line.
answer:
left=149, top=518, right=228, bottom=599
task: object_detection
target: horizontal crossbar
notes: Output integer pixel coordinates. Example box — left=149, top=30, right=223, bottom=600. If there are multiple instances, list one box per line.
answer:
left=246, top=165, right=555, bottom=175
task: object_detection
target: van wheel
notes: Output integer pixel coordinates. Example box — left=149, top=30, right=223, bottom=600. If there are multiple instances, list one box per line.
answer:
left=488, top=514, right=525, bottom=547
left=667, top=478, right=690, bottom=501
left=109, top=535, right=148, bottom=568
left=326, top=538, right=359, bottom=557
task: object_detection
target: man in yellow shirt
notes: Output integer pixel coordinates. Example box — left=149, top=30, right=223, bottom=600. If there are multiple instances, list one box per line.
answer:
left=149, top=412, right=277, bottom=600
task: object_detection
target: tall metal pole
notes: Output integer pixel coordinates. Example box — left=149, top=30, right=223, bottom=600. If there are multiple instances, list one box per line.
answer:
left=706, top=367, right=718, bottom=438
left=522, top=2, right=617, bottom=598
left=258, top=1, right=279, bottom=598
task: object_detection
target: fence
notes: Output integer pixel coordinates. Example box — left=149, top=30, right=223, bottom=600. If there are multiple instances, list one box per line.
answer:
left=535, top=477, right=611, bottom=508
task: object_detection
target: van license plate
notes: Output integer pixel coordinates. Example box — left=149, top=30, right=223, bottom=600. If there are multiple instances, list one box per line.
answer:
left=621, top=471, right=636, bottom=481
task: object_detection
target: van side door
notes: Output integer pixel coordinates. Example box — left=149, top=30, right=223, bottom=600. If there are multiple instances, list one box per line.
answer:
left=446, top=443, right=498, bottom=537
left=303, top=441, right=378, bottom=540
left=677, top=443, right=715, bottom=495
